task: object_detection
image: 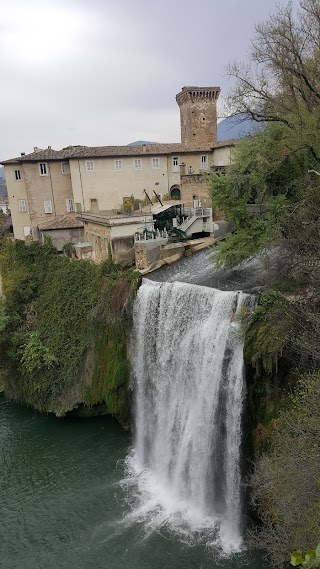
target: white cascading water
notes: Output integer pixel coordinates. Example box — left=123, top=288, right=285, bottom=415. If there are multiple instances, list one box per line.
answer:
left=125, top=279, right=255, bottom=554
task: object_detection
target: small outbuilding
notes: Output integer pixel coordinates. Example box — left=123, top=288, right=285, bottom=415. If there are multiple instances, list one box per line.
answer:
left=37, top=214, right=84, bottom=252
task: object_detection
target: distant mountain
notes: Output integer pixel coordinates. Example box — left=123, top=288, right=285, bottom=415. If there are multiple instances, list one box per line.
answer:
left=127, top=140, right=158, bottom=146
left=217, top=114, right=264, bottom=142
left=128, top=118, right=262, bottom=148
left=0, top=166, right=5, bottom=179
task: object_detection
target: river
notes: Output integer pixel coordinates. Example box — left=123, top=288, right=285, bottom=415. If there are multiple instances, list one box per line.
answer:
left=1, top=251, right=269, bottom=569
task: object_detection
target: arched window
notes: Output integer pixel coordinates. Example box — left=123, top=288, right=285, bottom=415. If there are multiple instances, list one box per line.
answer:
left=170, top=186, right=181, bottom=200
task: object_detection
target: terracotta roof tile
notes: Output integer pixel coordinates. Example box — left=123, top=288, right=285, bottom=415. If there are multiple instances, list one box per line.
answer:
left=1, top=143, right=218, bottom=164
left=37, top=214, right=84, bottom=231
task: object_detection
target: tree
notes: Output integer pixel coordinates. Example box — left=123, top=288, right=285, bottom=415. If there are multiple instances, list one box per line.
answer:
left=209, top=0, right=320, bottom=273
left=210, top=2, right=320, bottom=565
left=226, top=0, right=320, bottom=164
left=247, top=373, right=320, bottom=568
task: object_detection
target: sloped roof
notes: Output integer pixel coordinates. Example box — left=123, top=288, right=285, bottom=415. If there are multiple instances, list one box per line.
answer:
left=151, top=201, right=183, bottom=215
left=37, top=214, right=84, bottom=231
left=1, top=143, right=218, bottom=164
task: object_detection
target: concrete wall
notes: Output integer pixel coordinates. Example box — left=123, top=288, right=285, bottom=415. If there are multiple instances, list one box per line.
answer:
left=111, top=236, right=135, bottom=266
left=109, top=217, right=153, bottom=238
left=213, top=146, right=233, bottom=167
left=69, top=152, right=219, bottom=214
left=70, top=156, right=171, bottom=213
left=4, top=164, right=31, bottom=240
left=40, top=227, right=84, bottom=251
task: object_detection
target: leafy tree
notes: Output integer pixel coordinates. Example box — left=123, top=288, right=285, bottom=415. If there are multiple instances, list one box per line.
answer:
left=291, top=545, right=320, bottom=568
left=209, top=0, right=320, bottom=270
left=226, top=0, right=320, bottom=164
left=247, top=372, right=320, bottom=567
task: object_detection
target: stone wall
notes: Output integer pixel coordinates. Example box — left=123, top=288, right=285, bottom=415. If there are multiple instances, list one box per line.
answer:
left=176, top=87, right=220, bottom=149
left=180, top=174, right=211, bottom=207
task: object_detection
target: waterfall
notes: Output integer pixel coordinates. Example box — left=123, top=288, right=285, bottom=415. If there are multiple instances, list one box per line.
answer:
left=126, top=279, right=255, bottom=553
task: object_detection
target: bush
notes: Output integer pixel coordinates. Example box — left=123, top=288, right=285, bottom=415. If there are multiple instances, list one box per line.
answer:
left=247, top=373, right=320, bottom=568
left=0, top=240, right=139, bottom=423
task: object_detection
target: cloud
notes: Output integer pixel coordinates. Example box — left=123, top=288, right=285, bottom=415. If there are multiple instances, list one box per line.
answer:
left=0, top=0, right=283, bottom=160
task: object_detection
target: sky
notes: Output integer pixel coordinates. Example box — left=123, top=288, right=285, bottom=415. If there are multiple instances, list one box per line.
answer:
left=0, top=0, right=284, bottom=160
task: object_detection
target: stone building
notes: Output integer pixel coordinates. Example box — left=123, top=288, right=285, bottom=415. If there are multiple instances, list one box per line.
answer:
left=1, top=86, right=235, bottom=250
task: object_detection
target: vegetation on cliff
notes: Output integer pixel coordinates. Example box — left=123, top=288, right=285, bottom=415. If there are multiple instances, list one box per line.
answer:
left=0, top=239, right=139, bottom=426
left=209, top=0, right=320, bottom=564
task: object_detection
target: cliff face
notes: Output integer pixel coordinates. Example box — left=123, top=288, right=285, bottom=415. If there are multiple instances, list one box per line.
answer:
left=0, top=240, right=139, bottom=427
left=240, top=290, right=320, bottom=567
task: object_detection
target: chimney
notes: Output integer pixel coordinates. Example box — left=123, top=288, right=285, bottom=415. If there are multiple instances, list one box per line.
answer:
left=21, top=152, right=25, bottom=156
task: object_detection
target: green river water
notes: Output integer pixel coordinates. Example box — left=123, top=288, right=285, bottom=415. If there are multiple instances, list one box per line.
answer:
left=0, top=397, right=268, bottom=569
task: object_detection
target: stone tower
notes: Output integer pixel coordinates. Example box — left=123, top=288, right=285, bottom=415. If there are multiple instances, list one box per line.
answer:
left=176, top=86, right=220, bottom=149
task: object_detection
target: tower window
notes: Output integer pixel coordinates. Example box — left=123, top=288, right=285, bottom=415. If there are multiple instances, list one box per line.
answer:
left=151, top=157, right=160, bottom=169
left=15, top=169, right=22, bottom=181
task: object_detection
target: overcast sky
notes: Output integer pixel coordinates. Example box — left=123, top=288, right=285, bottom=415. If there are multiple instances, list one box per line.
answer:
left=0, top=0, right=284, bottom=160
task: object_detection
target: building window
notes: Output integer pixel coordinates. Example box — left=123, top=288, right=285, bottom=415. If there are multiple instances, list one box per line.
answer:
left=15, top=169, right=22, bottom=181
left=114, top=159, right=123, bottom=171
left=18, top=199, right=27, bottom=212
left=90, top=198, right=99, bottom=211
left=133, top=158, right=142, bottom=170
left=172, top=156, right=179, bottom=172
left=151, top=157, right=160, bottom=169
left=66, top=198, right=74, bottom=212
left=61, top=162, right=70, bottom=174
left=200, top=155, right=208, bottom=170
left=44, top=200, right=53, bottom=213
left=39, top=162, right=48, bottom=176
left=86, top=160, right=95, bottom=172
